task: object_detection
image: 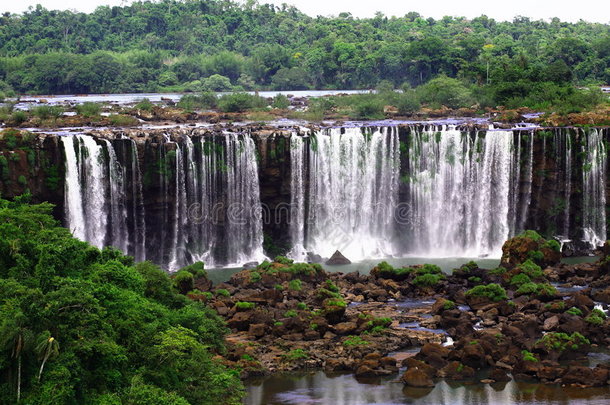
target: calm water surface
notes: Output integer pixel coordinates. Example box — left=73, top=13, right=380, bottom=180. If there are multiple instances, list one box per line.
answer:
left=245, top=371, right=610, bottom=405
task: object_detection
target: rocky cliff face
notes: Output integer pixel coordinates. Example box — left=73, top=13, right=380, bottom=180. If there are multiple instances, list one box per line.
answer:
left=1, top=124, right=608, bottom=268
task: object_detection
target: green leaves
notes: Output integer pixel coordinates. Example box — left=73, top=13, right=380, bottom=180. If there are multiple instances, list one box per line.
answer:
left=0, top=197, right=242, bottom=403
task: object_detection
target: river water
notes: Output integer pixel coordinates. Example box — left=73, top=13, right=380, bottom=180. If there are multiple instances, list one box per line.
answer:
left=245, top=371, right=610, bottom=405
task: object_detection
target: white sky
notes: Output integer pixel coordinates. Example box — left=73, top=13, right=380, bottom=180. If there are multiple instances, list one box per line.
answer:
left=1, top=0, right=609, bottom=24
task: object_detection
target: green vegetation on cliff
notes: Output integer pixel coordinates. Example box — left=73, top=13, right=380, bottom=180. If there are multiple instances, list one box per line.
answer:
left=0, top=196, right=242, bottom=404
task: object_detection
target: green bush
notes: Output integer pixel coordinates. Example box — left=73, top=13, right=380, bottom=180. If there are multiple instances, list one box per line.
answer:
left=566, top=307, right=583, bottom=316
left=282, top=348, right=308, bottom=361
left=249, top=271, right=262, bottom=283
left=216, top=288, right=230, bottom=297
left=177, top=92, right=217, bottom=110
left=396, top=91, right=420, bottom=114
left=536, top=332, right=590, bottom=352
left=518, top=230, right=543, bottom=241
left=416, top=75, right=473, bottom=109
left=288, top=279, right=302, bottom=291
left=543, top=239, right=561, bottom=252
left=343, top=335, right=370, bottom=346
left=9, top=111, right=28, bottom=125
left=217, top=93, right=267, bottom=112
left=236, top=301, right=256, bottom=310
left=516, top=282, right=557, bottom=296
left=509, top=273, right=532, bottom=287
left=274, top=255, right=294, bottom=265
left=443, top=300, right=456, bottom=310
left=135, top=98, right=154, bottom=111
left=76, top=102, right=102, bottom=117
left=522, top=350, right=538, bottom=362
left=465, top=283, right=508, bottom=302
left=515, top=259, right=544, bottom=279
left=31, top=105, right=63, bottom=119
left=284, top=309, right=297, bottom=317
left=271, top=94, right=290, bottom=109
left=108, top=114, right=139, bottom=126
left=412, top=273, right=443, bottom=287
left=174, top=270, right=195, bottom=294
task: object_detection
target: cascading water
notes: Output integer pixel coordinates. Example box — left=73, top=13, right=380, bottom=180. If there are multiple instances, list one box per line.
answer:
left=290, top=127, right=400, bottom=261
left=406, top=126, right=518, bottom=257
left=288, top=135, right=307, bottom=261
left=61, top=133, right=266, bottom=270
left=582, top=128, right=607, bottom=248
left=62, top=135, right=108, bottom=249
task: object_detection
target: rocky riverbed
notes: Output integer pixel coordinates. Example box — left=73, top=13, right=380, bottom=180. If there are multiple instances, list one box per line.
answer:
left=177, top=230, right=610, bottom=391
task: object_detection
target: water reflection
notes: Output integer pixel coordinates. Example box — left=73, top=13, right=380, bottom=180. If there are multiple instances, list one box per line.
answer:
left=246, top=371, right=610, bottom=405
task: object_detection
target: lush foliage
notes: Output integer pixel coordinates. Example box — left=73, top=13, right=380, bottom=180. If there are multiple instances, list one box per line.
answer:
left=0, top=1, right=609, bottom=113
left=0, top=196, right=242, bottom=404
left=465, top=283, right=508, bottom=302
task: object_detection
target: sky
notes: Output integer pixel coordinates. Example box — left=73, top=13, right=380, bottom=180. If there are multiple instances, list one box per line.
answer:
left=1, top=0, right=609, bottom=24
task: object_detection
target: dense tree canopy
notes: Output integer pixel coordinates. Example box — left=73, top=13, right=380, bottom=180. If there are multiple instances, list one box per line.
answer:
left=0, top=195, right=243, bottom=404
left=0, top=0, right=609, bottom=96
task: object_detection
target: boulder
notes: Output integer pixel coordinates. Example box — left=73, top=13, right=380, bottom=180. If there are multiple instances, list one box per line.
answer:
left=404, top=358, right=436, bottom=378
left=401, top=368, right=435, bottom=387
left=334, top=322, right=358, bottom=335
left=437, top=361, right=475, bottom=379
left=489, top=367, right=511, bottom=382
left=326, top=250, right=351, bottom=265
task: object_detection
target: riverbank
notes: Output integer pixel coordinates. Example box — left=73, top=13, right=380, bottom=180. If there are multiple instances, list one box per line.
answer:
left=179, top=231, right=610, bottom=404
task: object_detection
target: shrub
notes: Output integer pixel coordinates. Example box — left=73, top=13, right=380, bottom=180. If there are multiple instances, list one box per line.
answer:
left=284, top=309, right=297, bottom=317
left=543, top=239, right=561, bottom=252
left=76, top=102, right=102, bottom=117
left=349, top=96, right=384, bottom=120
left=174, top=270, right=194, bottom=294
left=585, top=313, right=605, bottom=326
left=135, top=98, right=154, bottom=111
left=536, top=332, right=590, bottom=352
left=272, top=94, right=290, bottom=109
left=413, top=273, right=443, bottom=287
left=566, top=307, right=583, bottom=316
left=217, top=93, right=267, bottom=112
left=396, top=91, right=420, bottom=114
left=324, top=298, right=346, bottom=308
left=518, top=230, right=543, bottom=241
left=522, top=350, right=538, bottom=362
left=443, top=300, right=456, bottom=310
left=343, top=335, right=370, bottom=346
left=297, top=302, right=307, bottom=310
left=416, top=75, right=473, bottom=109
left=179, top=261, right=207, bottom=278
left=510, top=273, right=532, bottom=287
left=236, top=301, right=256, bottom=310
left=216, top=289, right=230, bottom=297
left=282, top=348, right=308, bottom=361
left=201, top=74, right=233, bottom=91
left=516, top=282, right=557, bottom=296
left=108, top=114, right=138, bottom=126
left=31, top=105, right=63, bottom=119
left=288, top=279, right=302, bottom=291
left=9, top=111, right=28, bottom=125
left=177, top=92, right=217, bottom=110
left=516, top=259, right=544, bottom=279
left=275, top=255, right=294, bottom=265
left=249, top=271, right=261, bottom=283
left=465, top=283, right=508, bottom=302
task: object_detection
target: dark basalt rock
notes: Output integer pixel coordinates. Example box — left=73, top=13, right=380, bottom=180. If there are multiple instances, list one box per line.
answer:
left=326, top=250, right=351, bottom=265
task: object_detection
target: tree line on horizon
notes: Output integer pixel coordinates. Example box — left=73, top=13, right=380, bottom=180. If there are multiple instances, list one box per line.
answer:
left=0, top=0, right=609, bottom=109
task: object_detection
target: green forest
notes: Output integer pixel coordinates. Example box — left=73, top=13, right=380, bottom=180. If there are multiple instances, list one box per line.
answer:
left=0, top=0, right=609, bottom=105
left=0, top=195, right=243, bottom=404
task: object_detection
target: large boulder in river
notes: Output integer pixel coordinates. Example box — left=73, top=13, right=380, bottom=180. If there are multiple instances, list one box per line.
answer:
left=500, top=230, right=561, bottom=269
left=326, top=250, right=351, bottom=265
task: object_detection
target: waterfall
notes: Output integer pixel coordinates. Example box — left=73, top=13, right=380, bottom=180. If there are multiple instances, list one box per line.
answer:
left=291, top=127, right=400, bottom=261
left=582, top=128, right=607, bottom=248
left=406, top=126, right=516, bottom=257
left=105, top=140, right=129, bottom=254
left=62, top=135, right=109, bottom=248
left=62, top=136, right=86, bottom=242
left=288, top=135, right=307, bottom=261
left=61, top=133, right=266, bottom=270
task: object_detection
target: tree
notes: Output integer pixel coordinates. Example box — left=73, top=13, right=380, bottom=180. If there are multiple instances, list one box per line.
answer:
left=35, top=332, right=59, bottom=382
